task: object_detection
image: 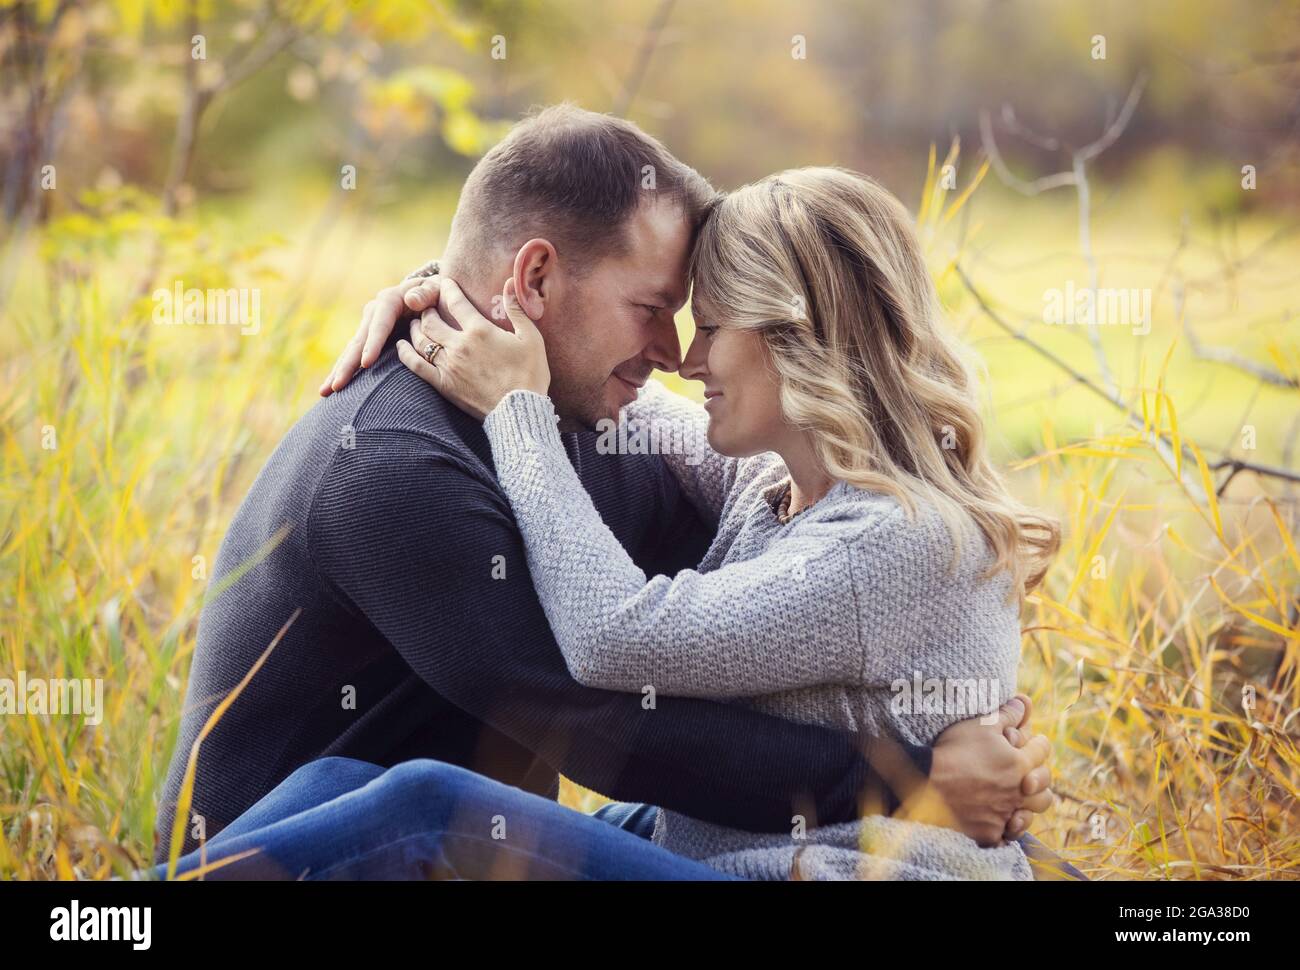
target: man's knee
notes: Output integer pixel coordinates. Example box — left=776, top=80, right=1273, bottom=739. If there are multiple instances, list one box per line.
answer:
left=376, top=759, right=486, bottom=818
left=281, top=756, right=386, bottom=795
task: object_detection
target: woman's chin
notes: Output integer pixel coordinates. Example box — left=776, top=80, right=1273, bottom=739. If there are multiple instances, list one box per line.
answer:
left=705, top=423, right=742, bottom=458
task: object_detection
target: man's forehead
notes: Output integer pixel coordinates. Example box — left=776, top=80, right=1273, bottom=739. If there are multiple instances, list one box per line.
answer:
left=625, top=198, right=691, bottom=252
left=647, top=277, right=688, bottom=305
left=584, top=198, right=688, bottom=303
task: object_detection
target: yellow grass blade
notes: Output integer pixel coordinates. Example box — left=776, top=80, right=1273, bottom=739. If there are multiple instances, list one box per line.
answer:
left=164, top=607, right=302, bottom=879
left=1210, top=577, right=1298, bottom=641
left=940, top=158, right=990, bottom=228
left=1187, top=441, right=1223, bottom=539
left=1267, top=499, right=1300, bottom=573
left=917, top=143, right=938, bottom=225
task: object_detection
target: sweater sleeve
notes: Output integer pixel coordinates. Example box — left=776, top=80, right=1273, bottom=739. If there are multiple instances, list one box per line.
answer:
left=619, top=379, right=746, bottom=527
left=311, top=426, right=930, bottom=830
left=484, top=389, right=874, bottom=697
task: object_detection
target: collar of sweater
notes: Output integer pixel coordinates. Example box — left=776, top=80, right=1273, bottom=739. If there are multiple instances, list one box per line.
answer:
left=761, top=476, right=857, bottom=524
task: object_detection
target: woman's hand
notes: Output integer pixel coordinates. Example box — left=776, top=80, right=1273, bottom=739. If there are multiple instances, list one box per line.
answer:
left=397, top=277, right=551, bottom=421
left=319, top=272, right=442, bottom=396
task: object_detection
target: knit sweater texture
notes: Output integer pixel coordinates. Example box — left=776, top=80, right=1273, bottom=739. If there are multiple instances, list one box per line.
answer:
left=482, top=380, right=1032, bottom=881
left=154, top=349, right=931, bottom=863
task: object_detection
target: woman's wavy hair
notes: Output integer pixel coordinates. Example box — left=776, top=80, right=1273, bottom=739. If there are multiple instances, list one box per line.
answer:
left=689, top=166, right=1059, bottom=604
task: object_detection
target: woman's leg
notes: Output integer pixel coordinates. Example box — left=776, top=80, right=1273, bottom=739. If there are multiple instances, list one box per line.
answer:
left=589, top=801, right=660, bottom=840
left=160, top=759, right=736, bottom=881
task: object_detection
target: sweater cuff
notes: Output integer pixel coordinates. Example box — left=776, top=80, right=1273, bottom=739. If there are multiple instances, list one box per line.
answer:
left=901, top=740, right=934, bottom=777
left=860, top=735, right=933, bottom=818
left=483, top=389, right=563, bottom=455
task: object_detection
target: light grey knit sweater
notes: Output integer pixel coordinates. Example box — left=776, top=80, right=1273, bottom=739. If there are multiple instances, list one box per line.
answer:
left=482, top=380, right=1031, bottom=881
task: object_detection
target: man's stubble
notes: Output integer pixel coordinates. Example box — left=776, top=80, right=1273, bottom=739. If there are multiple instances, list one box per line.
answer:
left=542, top=285, right=617, bottom=433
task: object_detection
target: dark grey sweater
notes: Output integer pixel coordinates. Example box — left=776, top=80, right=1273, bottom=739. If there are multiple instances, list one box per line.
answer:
left=153, top=346, right=931, bottom=863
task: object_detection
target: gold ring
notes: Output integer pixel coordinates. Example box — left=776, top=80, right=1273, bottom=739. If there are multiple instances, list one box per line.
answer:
left=423, top=341, right=442, bottom=364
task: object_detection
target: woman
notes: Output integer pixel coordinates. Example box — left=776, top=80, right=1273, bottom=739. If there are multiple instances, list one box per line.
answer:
left=383, top=167, right=1060, bottom=880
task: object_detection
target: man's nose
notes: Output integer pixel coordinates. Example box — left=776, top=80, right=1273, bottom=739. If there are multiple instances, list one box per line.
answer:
left=679, top=328, right=709, bottom=382
left=642, top=313, right=683, bottom=374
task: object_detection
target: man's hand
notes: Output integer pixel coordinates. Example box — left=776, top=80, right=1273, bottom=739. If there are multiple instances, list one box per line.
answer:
left=319, top=273, right=442, bottom=397
left=901, top=694, right=1054, bottom=847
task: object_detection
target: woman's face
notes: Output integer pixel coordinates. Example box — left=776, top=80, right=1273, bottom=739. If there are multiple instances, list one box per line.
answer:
left=680, top=304, right=788, bottom=458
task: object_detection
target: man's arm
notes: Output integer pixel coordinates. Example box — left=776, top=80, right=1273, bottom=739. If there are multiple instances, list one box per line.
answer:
left=311, top=435, right=927, bottom=832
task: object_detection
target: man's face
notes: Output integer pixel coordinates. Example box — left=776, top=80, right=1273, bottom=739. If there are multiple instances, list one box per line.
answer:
left=541, top=198, right=692, bottom=430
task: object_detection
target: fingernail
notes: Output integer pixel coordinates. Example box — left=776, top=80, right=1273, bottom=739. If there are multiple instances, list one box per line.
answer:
left=1005, top=697, right=1024, bottom=717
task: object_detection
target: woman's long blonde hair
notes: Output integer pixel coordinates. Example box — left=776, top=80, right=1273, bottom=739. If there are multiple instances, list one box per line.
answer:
left=690, top=166, right=1059, bottom=603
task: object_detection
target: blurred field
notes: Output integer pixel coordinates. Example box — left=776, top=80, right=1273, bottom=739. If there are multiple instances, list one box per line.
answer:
left=2, top=0, right=1298, bottom=880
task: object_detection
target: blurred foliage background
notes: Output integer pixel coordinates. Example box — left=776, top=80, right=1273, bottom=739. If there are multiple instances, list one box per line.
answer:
left=1, top=0, right=1298, bottom=880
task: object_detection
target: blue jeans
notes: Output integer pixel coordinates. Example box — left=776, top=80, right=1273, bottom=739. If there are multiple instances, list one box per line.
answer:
left=154, top=757, right=734, bottom=880
left=155, top=756, right=1085, bottom=880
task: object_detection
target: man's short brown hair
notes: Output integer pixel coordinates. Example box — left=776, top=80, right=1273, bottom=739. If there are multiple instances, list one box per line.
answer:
left=448, top=103, right=717, bottom=275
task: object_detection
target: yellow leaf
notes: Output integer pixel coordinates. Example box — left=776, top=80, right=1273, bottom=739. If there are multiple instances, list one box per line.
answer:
left=1188, top=441, right=1223, bottom=539
left=1161, top=392, right=1181, bottom=477
left=55, top=844, right=76, bottom=881
left=917, top=143, right=938, bottom=225
left=1268, top=499, right=1300, bottom=573
left=940, top=158, right=990, bottom=228
left=1211, top=577, right=1298, bottom=641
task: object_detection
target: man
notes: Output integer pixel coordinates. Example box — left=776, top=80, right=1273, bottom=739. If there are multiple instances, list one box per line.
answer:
left=155, top=104, right=1058, bottom=876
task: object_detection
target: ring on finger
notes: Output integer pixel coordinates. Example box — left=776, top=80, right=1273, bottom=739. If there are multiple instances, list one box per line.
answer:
left=422, top=341, right=443, bottom=364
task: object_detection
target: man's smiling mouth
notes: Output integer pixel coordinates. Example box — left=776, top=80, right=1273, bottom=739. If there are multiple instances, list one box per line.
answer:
left=614, top=374, right=647, bottom=391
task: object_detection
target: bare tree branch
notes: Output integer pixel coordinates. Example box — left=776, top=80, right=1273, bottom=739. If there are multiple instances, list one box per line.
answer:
left=216, top=21, right=300, bottom=96
left=978, top=74, right=1150, bottom=401
left=998, top=104, right=1062, bottom=152
left=161, top=3, right=312, bottom=217
left=1210, top=456, right=1300, bottom=490
left=955, top=265, right=1300, bottom=493
left=613, top=0, right=676, bottom=118
left=1078, top=73, right=1148, bottom=161
left=1177, top=275, right=1300, bottom=390
left=1184, top=327, right=1299, bottom=388
left=978, top=111, right=1078, bottom=195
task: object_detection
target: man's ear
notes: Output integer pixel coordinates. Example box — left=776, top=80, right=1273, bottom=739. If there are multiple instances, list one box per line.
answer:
left=511, top=239, right=558, bottom=323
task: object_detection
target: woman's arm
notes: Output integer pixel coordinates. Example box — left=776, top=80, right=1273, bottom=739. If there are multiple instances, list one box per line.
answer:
left=620, top=379, right=755, bottom=527
left=484, top=388, right=871, bottom=697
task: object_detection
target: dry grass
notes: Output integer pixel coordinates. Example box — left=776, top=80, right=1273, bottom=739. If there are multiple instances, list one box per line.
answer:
left=1, top=156, right=1297, bottom=880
